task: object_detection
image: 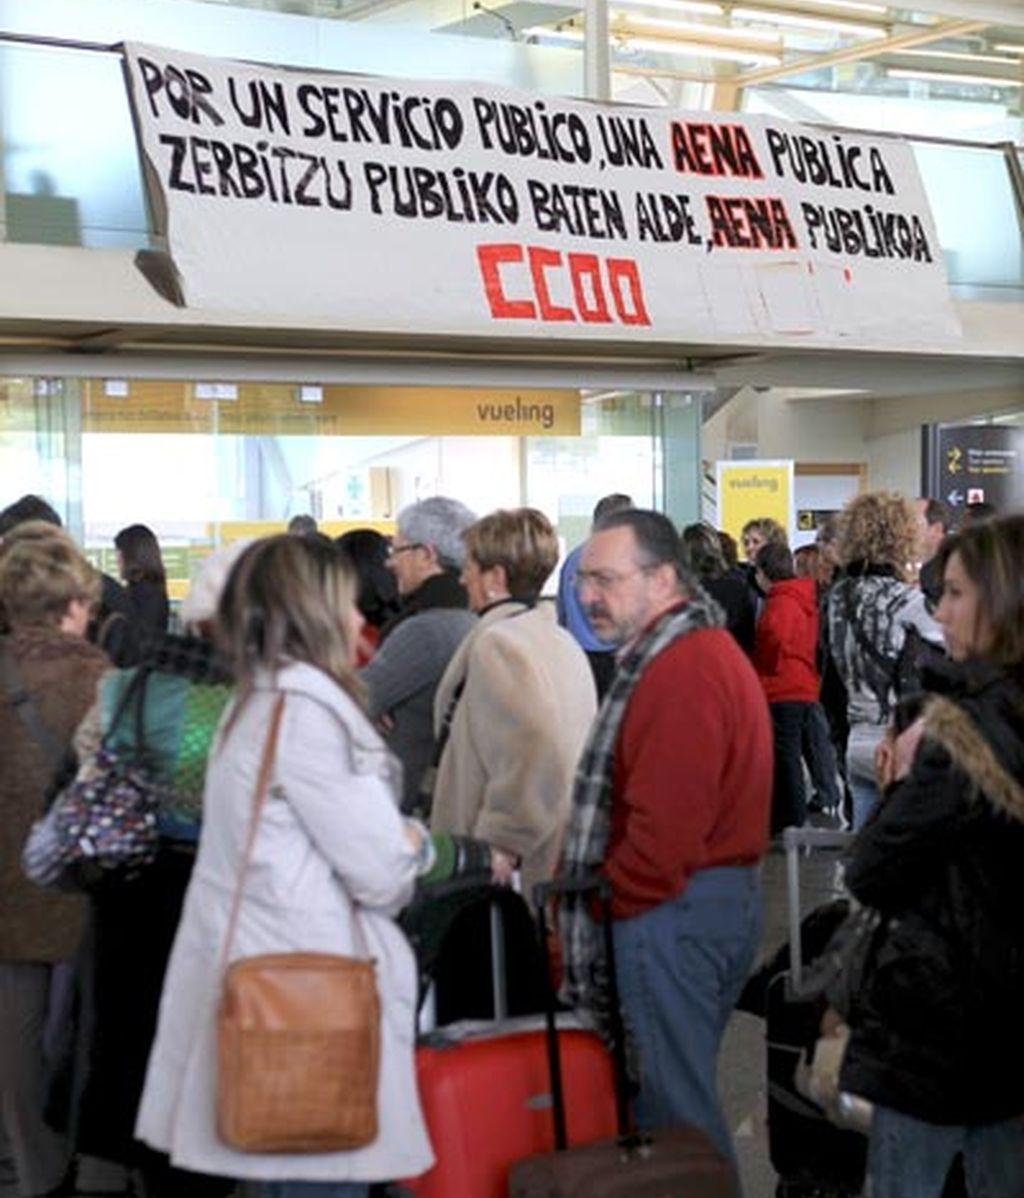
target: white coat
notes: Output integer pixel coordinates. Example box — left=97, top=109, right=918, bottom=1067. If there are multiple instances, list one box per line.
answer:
left=135, top=662, right=433, bottom=1183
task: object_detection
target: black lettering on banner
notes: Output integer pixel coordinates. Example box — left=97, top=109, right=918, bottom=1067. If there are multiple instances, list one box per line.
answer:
left=765, top=128, right=896, bottom=195
left=473, top=97, right=592, bottom=164
left=161, top=133, right=353, bottom=209
left=801, top=201, right=933, bottom=261
left=527, top=180, right=627, bottom=240
left=363, top=162, right=519, bottom=223
left=596, top=114, right=664, bottom=169
left=635, top=193, right=702, bottom=244
left=228, top=76, right=292, bottom=135
left=137, top=57, right=225, bottom=126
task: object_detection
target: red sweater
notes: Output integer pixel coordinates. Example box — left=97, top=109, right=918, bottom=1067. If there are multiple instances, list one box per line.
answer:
left=605, top=627, right=772, bottom=919
left=752, top=577, right=821, bottom=704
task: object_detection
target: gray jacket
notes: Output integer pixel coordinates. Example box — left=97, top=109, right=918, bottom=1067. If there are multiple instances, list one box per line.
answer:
left=363, top=606, right=476, bottom=811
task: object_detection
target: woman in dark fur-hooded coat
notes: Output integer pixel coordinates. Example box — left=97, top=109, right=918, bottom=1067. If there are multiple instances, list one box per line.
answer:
left=840, top=515, right=1024, bottom=1198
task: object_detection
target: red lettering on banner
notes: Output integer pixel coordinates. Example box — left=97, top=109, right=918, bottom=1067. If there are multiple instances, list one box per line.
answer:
left=477, top=243, right=651, bottom=327
left=477, top=243, right=537, bottom=319
left=567, top=253, right=612, bottom=324
left=529, top=246, right=575, bottom=322
left=671, top=122, right=763, bottom=178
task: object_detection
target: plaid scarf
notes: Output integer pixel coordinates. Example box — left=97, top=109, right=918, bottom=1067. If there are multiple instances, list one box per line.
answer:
left=558, top=591, right=723, bottom=1018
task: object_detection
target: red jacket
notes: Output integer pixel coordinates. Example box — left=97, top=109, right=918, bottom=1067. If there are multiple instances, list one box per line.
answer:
left=753, top=577, right=820, bottom=704
left=605, top=627, right=772, bottom=919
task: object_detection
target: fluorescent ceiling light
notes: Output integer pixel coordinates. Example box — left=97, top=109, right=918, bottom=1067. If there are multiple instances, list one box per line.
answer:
left=900, top=48, right=1021, bottom=66
left=613, top=0, right=724, bottom=14
left=993, top=43, right=1024, bottom=55
left=624, top=35, right=781, bottom=63
left=888, top=67, right=1022, bottom=87
left=811, top=0, right=887, bottom=12
left=614, top=14, right=782, bottom=44
left=732, top=7, right=886, bottom=38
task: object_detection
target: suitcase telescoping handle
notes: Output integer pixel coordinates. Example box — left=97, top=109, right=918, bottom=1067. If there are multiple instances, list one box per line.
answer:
left=783, top=826, right=854, bottom=996
left=533, top=875, right=635, bottom=1153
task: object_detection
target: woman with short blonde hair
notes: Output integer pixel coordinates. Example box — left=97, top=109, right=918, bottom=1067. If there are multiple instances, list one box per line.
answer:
left=431, top=509, right=597, bottom=899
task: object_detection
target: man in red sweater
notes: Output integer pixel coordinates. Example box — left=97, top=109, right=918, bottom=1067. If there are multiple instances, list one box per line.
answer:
left=564, top=509, right=771, bottom=1180
left=752, top=540, right=827, bottom=832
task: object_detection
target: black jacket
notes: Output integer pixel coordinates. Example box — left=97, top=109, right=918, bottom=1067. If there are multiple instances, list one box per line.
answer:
left=840, top=659, right=1024, bottom=1124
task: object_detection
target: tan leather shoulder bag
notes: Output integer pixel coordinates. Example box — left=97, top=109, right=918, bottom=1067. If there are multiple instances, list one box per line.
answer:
left=216, top=693, right=381, bottom=1154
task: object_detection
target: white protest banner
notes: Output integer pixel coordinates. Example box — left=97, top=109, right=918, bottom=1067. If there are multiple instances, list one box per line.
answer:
left=122, top=42, right=961, bottom=344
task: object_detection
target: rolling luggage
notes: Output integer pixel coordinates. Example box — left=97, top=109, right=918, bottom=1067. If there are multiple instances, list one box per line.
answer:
left=399, top=883, right=619, bottom=1198
left=508, top=876, right=738, bottom=1198
left=755, top=827, right=866, bottom=1198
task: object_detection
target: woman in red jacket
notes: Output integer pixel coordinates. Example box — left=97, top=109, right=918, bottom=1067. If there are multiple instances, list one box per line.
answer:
left=753, top=541, right=835, bottom=832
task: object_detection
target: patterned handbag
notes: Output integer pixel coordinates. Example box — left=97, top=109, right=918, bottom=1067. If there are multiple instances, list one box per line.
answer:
left=23, top=668, right=163, bottom=887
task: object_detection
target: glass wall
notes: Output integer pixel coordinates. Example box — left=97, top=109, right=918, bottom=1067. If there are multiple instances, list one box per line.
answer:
left=0, top=375, right=701, bottom=598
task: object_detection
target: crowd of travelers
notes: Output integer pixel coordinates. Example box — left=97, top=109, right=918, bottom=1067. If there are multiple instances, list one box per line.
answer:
left=0, top=486, right=1021, bottom=1198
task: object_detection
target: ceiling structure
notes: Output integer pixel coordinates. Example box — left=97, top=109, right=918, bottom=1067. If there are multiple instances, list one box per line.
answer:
left=336, top=0, right=1024, bottom=117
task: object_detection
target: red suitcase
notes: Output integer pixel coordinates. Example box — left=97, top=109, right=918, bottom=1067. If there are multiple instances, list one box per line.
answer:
left=508, top=876, right=739, bottom=1198
left=403, top=1019, right=618, bottom=1198
left=399, top=885, right=618, bottom=1198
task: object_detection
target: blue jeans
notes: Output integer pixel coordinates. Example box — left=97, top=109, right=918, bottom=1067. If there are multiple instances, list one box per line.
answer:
left=801, top=702, right=842, bottom=811
left=868, top=1105, right=1024, bottom=1197
left=239, top=1183, right=368, bottom=1198
left=612, top=866, right=762, bottom=1178
left=849, top=773, right=879, bottom=830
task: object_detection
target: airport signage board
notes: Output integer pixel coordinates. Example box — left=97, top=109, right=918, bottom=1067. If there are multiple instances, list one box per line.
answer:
left=122, top=42, right=960, bottom=346
left=921, top=423, right=1024, bottom=514
left=717, top=459, right=795, bottom=554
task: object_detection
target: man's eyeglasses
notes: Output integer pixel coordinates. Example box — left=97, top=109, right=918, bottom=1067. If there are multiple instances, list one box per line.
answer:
left=388, top=541, right=424, bottom=558
left=574, top=565, right=655, bottom=593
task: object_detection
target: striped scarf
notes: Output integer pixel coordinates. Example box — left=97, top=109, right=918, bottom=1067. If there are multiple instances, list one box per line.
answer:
left=558, top=591, right=723, bottom=1017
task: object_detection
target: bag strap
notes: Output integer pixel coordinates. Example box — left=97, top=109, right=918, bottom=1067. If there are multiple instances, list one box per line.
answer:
left=102, top=666, right=152, bottom=757
left=218, top=693, right=287, bottom=977
left=0, top=639, right=68, bottom=771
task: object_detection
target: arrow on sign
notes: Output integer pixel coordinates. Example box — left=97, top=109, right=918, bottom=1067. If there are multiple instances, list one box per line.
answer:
left=947, top=489, right=963, bottom=506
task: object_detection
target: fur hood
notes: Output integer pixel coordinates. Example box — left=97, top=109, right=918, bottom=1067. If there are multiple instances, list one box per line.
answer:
left=923, top=684, right=1024, bottom=826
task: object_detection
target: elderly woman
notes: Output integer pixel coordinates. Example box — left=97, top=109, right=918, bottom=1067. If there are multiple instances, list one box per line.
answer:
left=825, top=492, right=941, bottom=828
left=0, top=524, right=108, bottom=1198
left=136, top=535, right=435, bottom=1198
left=430, top=508, right=597, bottom=899
left=361, top=497, right=476, bottom=814
left=839, top=515, right=1024, bottom=1197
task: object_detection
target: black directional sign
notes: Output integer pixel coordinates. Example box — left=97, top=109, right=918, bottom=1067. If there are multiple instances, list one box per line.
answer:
left=921, top=423, right=1024, bottom=515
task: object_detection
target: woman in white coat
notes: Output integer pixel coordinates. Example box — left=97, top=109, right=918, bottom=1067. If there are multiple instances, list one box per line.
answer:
left=136, top=535, right=434, bottom=1198
left=430, top=508, right=597, bottom=900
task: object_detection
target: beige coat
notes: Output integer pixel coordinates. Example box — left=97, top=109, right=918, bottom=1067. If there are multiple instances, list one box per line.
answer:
left=135, top=662, right=433, bottom=1183
left=431, top=601, right=596, bottom=900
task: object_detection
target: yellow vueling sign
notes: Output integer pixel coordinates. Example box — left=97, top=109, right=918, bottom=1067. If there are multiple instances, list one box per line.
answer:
left=81, top=382, right=580, bottom=437
left=716, top=461, right=794, bottom=558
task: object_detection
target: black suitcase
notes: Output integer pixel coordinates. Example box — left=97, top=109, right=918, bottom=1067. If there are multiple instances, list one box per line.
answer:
left=508, top=875, right=738, bottom=1198
left=765, top=828, right=866, bottom=1198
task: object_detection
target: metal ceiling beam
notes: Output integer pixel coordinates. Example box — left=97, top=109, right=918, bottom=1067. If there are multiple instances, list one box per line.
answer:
left=732, top=17, right=989, bottom=88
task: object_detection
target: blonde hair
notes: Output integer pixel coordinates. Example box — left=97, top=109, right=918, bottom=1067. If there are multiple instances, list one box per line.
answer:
left=0, top=522, right=99, bottom=630
left=837, top=492, right=917, bottom=579
left=462, top=508, right=559, bottom=597
left=216, top=535, right=365, bottom=708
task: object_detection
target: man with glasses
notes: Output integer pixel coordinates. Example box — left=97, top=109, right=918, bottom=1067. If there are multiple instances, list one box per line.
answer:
left=559, top=509, right=771, bottom=1184
left=361, top=496, right=476, bottom=814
